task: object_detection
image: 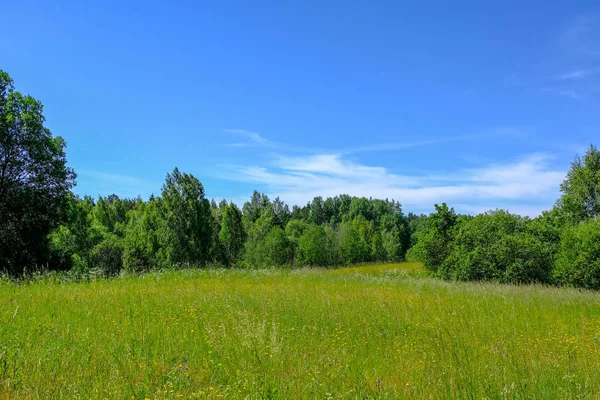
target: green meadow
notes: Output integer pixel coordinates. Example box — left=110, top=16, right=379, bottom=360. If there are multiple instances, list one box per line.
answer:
left=2, top=263, right=600, bottom=399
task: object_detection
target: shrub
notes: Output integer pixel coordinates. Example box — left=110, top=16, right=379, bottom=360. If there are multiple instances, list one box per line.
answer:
left=90, top=235, right=123, bottom=276
left=406, top=203, right=457, bottom=271
left=296, top=224, right=329, bottom=266
left=262, top=227, right=292, bottom=267
left=554, top=218, right=600, bottom=289
left=441, top=210, right=553, bottom=284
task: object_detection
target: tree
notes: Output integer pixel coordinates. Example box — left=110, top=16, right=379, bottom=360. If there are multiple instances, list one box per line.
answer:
left=242, top=190, right=271, bottom=223
left=48, top=194, right=95, bottom=271
left=219, top=203, right=246, bottom=266
left=296, top=224, right=329, bottom=266
left=558, top=144, right=600, bottom=224
left=406, top=203, right=457, bottom=272
left=554, top=218, right=600, bottom=289
left=309, top=196, right=326, bottom=225
left=441, top=210, right=552, bottom=284
left=262, top=227, right=292, bottom=267
left=271, top=196, right=291, bottom=227
left=381, top=225, right=403, bottom=261
left=122, top=199, right=169, bottom=272
left=339, top=220, right=370, bottom=264
left=243, top=210, right=275, bottom=267
left=160, top=168, right=212, bottom=267
left=0, top=70, right=76, bottom=275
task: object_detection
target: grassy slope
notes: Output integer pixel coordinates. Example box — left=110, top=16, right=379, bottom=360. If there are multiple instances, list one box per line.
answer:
left=1, top=263, right=600, bottom=399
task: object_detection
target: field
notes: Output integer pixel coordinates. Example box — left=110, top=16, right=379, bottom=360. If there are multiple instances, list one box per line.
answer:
left=1, top=263, right=600, bottom=399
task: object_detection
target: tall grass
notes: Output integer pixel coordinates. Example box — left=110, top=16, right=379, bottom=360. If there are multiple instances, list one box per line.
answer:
left=1, top=262, right=600, bottom=399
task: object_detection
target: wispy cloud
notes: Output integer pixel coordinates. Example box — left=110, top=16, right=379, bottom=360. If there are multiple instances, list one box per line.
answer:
left=341, top=128, right=525, bottom=154
left=560, top=14, right=600, bottom=57
left=532, top=15, right=600, bottom=101
left=554, top=67, right=597, bottom=80
left=222, top=129, right=272, bottom=146
left=541, top=87, right=582, bottom=101
left=223, top=127, right=524, bottom=155
left=557, top=88, right=582, bottom=100
left=219, top=153, right=564, bottom=216
left=222, top=128, right=321, bottom=153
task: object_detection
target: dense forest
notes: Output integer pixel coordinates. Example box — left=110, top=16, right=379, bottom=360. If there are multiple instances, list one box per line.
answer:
left=2, top=69, right=600, bottom=289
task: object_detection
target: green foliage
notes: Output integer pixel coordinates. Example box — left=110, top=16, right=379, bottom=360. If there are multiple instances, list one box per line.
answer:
left=161, top=168, right=212, bottom=267
left=339, top=220, right=370, bottom=264
left=554, top=218, right=600, bottom=289
left=219, top=203, right=246, bottom=266
left=271, top=196, right=291, bottom=227
left=309, top=196, right=326, bottom=225
left=441, top=210, right=553, bottom=284
left=527, top=207, right=565, bottom=262
left=244, top=209, right=292, bottom=268
left=558, top=144, right=600, bottom=224
left=122, top=200, right=169, bottom=272
left=243, top=211, right=277, bottom=267
left=381, top=225, right=403, bottom=262
left=89, top=234, right=123, bottom=276
left=0, top=70, right=76, bottom=275
left=285, top=219, right=308, bottom=244
left=407, top=203, right=457, bottom=272
left=48, top=194, right=95, bottom=271
left=296, top=224, right=329, bottom=266
left=242, top=190, right=271, bottom=223
left=262, top=227, right=292, bottom=267
left=2, top=72, right=596, bottom=292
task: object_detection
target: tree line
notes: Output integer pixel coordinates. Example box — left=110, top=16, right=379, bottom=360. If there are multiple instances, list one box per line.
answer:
left=408, top=145, right=600, bottom=289
left=2, top=69, right=600, bottom=289
left=45, top=181, right=412, bottom=275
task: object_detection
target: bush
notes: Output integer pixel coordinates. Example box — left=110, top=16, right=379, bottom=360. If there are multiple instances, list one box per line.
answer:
left=338, top=221, right=369, bottom=264
left=296, top=224, right=329, bottom=266
left=441, top=210, right=553, bottom=284
left=262, top=227, right=292, bottom=267
left=90, top=235, right=123, bottom=276
left=554, top=218, right=600, bottom=289
left=406, top=203, right=457, bottom=271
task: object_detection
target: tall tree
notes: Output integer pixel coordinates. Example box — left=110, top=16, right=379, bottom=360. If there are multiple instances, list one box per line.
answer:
left=309, top=196, right=326, bottom=225
left=161, top=168, right=212, bottom=267
left=271, top=196, right=291, bottom=227
left=407, top=203, right=457, bottom=272
left=242, top=190, right=271, bottom=223
left=219, top=203, right=246, bottom=266
left=558, top=144, right=600, bottom=224
left=0, top=70, right=76, bottom=275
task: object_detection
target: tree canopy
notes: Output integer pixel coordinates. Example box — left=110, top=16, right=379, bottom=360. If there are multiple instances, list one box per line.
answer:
left=558, top=144, right=600, bottom=224
left=0, top=70, right=76, bottom=275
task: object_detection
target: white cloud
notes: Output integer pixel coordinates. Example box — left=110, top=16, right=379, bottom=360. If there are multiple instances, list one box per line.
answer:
left=222, top=129, right=271, bottom=146
left=220, top=153, right=565, bottom=216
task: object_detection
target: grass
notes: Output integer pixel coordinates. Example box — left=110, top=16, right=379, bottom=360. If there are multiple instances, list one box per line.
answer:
left=1, top=262, right=600, bottom=399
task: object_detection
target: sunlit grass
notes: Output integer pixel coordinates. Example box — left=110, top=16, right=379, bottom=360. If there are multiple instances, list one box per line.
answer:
left=331, top=261, right=426, bottom=276
left=2, top=263, right=600, bottom=399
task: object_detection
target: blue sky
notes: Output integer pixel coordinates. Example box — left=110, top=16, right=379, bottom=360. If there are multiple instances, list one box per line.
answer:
left=3, top=1, right=600, bottom=215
